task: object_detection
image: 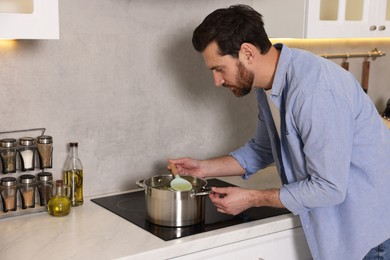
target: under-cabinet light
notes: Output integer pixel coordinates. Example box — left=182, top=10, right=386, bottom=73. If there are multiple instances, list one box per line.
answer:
left=0, top=40, right=17, bottom=48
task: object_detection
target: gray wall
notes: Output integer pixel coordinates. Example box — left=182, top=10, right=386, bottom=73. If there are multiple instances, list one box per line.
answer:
left=0, top=0, right=389, bottom=196
left=1, top=0, right=256, bottom=196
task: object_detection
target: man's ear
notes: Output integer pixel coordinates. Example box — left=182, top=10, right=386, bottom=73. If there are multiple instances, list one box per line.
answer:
left=239, top=43, right=256, bottom=64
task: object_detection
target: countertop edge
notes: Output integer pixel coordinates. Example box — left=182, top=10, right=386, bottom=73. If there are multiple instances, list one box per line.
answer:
left=116, top=213, right=301, bottom=260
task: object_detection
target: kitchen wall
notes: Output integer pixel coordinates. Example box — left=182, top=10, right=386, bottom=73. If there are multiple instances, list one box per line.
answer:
left=0, top=0, right=389, bottom=197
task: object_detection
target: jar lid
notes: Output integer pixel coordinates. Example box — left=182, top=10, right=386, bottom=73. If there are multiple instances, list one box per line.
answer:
left=37, top=172, right=53, bottom=181
left=37, top=135, right=53, bottom=144
left=19, top=137, right=35, bottom=146
left=19, top=174, right=36, bottom=184
left=0, top=138, right=17, bottom=148
left=0, top=177, right=17, bottom=186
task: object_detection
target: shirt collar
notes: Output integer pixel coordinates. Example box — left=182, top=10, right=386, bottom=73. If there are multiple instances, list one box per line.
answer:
left=270, top=43, right=291, bottom=97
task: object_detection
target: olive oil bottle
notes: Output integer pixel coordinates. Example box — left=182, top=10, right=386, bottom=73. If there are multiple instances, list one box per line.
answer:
left=47, top=180, right=71, bottom=216
left=64, top=142, right=84, bottom=206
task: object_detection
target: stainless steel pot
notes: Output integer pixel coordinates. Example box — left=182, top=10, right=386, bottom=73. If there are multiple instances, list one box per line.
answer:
left=136, top=175, right=210, bottom=227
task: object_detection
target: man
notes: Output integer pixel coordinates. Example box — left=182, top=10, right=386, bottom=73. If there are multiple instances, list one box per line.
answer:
left=168, top=5, right=390, bottom=260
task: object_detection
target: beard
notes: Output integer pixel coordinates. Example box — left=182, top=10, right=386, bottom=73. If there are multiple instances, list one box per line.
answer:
left=223, top=61, right=254, bottom=97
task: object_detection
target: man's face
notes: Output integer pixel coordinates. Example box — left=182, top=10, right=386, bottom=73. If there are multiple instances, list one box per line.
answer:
left=202, top=42, right=254, bottom=97
left=228, top=60, right=254, bottom=97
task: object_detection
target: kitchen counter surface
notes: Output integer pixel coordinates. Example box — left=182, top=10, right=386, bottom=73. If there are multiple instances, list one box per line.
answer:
left=0, top=167, right=302, bottom=260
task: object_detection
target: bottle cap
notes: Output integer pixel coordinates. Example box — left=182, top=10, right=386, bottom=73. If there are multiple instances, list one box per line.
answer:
left=0, top=138, right=17, bottom=148
left=0, top=177, right=17, bottom=186
left=37, top=135, right=53, bottom=144
left=19, top=174, right=36, bottom=184
left=70, top=142, right=78, bottom=147
left=19, top=137, right=35, bottom=146
left=37, top=172, right=53, bottom=181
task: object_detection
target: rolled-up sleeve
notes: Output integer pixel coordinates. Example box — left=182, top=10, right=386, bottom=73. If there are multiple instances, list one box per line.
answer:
left=230, top=139, right=274, bottom=179
left=229, top=105, right=275, bottom=179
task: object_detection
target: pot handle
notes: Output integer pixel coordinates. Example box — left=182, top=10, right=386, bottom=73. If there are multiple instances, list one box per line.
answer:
left=190, top=187, right=226, bottom=198
left=190, top=187, right=212, bottom=197
left=136, top=179, right=146, bottom=189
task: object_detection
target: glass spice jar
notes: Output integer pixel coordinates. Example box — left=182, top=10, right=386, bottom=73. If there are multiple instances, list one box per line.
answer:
left=0, top=138, right=17, bottom=174
left=18, top=137, right=36, bottom=172
left=19, top=174, right=36, bottom=209
left=0, top=177, right=17, bottom=212
left=37, top=172, right=53, bottom=206
left=37, top=135, right=53, bottom=169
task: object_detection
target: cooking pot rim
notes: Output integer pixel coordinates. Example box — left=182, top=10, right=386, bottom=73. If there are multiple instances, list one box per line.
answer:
left=136, top=174, right=208, bottom=191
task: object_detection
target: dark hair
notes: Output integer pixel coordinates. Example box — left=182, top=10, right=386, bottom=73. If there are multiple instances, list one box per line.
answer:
left=192, top=5, right=272, bottom=58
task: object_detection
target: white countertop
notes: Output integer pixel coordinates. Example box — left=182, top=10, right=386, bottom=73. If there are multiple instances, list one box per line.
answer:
left=0, top=167, right=302, bottom=260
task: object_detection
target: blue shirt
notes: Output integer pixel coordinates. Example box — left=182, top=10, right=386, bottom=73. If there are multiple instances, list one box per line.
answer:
left=230, top=44, right=390, bottom=260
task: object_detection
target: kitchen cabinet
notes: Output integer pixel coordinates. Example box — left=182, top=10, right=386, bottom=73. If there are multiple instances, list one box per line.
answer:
left=306, top=0, right=390, bottom=38
left=252, top=0, right=390, bottom=38
left=171, top=227, right=311, bottom=260
left=0, top=0, right=59, bottom=39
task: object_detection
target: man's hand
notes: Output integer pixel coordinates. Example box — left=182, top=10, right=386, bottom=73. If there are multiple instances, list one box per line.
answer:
left=168, top=158, right=205, bottom=178
left=209, top=186, right=284, bottom=215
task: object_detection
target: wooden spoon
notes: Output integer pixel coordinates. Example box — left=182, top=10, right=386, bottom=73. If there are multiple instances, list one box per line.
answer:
left=169, top=162, right=192, bottom=191
left=341, top=60, right=349, bottom=71
left=361, top=60, right=370, bottom=93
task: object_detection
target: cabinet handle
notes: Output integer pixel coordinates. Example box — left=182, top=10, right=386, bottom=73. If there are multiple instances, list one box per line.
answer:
left=370, top=25, right=377, bottom=31
left=379, top=25, right=386, bottom=31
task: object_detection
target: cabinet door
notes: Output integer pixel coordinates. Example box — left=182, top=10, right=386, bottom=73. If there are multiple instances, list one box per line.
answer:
left=0, top=0, right=59, bottom=39
left=254, top=0, right=390, bottom=39
left=373, top=0, right=390, bottom=36
left=306, top=0, right=372, bottom=38
left=306, top=0, right=390, bottom=38
left=172, top=227, right=312, bottom=260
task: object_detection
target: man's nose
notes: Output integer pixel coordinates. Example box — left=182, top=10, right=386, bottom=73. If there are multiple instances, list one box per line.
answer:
left=213, top=72, right=224, bottom=87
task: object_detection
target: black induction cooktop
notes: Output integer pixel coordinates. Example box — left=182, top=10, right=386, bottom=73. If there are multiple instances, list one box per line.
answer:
left=91, top=178, right=290, bottom=241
